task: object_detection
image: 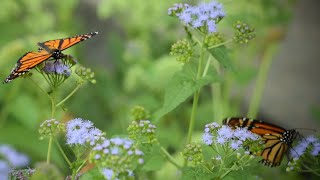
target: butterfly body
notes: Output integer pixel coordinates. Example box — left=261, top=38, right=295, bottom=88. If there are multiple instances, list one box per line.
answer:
left=223, top=117, right=298, bottom=167
left=3, top=31, right=98, bottom=83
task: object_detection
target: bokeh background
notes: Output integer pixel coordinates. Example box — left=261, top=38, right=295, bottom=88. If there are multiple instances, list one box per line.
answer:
left=0, top=0, right=319, bottom=179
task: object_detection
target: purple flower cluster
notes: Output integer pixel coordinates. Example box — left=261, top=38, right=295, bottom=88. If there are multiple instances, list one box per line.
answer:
left=203, top=122, right=259, bottom=150
left=0, top=160, right=10, bottom=180
left=90, top=137, right=144, bottom=179
left=0, top=145, right=29, bottom=167
left=172, top=1, right=225, bottom=33
left=66, top=118, right=104, bottom=146
left=290, top=135, right=320, bottom=159
left=0, top=145, right=29, bottom=179
left=42, top=60, right=71, bottom=77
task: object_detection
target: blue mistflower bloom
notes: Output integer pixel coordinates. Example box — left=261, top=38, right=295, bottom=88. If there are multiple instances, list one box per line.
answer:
left=102, top=168, right=115, bottom=180
left=95, top=154, right=101, bottom=160
left=173, top=0, right=225, bottom=33
left=290, top=139, right=310, bottom=158
left=42, top=62, right=55, bottom=73
left=216, top=136, right=226, bottom=144
left=311, top=142, right=320, bottom=156
left=287, top=136, right=320, bottom=174
left=230, top=140, right=243, bottom=150
left=43, top=60, right=71, bottom=77
left=0, top=145, right=29, bottom=168
left=138, top=158, right=144, bottom=164
left=202, top=122, right=260, bottom=151
left=111, top=147, right=119, bottom=155
left=290, top=136, right=320, bottom=158
left=110, top=137, right=125, bottom=145
left=90, top=137, right=144, bottom=180
left=66, top=118, right=104, bottom=146
left=202, top=133, right=213, bottom=145
left=0, top=160, right=10, bottom=180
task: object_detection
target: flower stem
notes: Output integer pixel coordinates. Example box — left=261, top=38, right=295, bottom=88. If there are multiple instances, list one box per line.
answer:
left=56, top=82, right=83, bottom=107
left=76, top=159, right=88, bottom=173
left=247, top=44, right=278, bottom=118
left=220, top=155, right=247, bottom=179
left=46, top=137, right=53, bottom=164
left=186, top=44, right=204, bottom=144
left=54, top=139, right=72, bottom=167
left=207, top=39, right=233, bottom=49
left=51, top=88, right=56, bottom=118
left=185, top=41, right=205, bottom=166
left=71, top=169, right=77, bottom=180
left=160, top=146, right=182, bottom=169
left=47, top=88, right=56, bottom=164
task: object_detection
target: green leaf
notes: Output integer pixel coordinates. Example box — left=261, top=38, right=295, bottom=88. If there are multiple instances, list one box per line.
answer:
left=80, top=167, right=104, bottom=180
left=142, top=153, right=165, bottom=171
left=141, top=146, right=166, bottom=171
left=207, top=46, right=234, bottom=71
left=181, top=166, right=215, bottom=180
left=153, top=65, right=221, bottom=121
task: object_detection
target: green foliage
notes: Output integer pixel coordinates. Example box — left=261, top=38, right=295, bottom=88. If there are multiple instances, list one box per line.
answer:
left=207, top=46, right=234, bottom=71
left=80, top=167, right=104, bottom=180
left=1, top=0, right=315, bottom=179
left=154, top=63, right=220, bottom=121
left=181, top=166, right=215, bottom=180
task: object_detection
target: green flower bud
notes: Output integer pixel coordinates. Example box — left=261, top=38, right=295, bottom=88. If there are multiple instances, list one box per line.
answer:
left=204, top=33, right=224, bottom=47
left=170, top=39, right=193, bottom=63
left=39, top=119, right=65, bottom=139
left=233, top=20, right=256, bottom=44
left=130, top=106, right=150, bottom=121
left=182, top=143, right=204, bottom=165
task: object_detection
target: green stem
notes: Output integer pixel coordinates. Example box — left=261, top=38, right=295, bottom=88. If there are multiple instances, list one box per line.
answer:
left=301, top=163, right=320, bottom=176
left=76, top=159, right=88, bottom=173
left=51, top=88, right=56, bottom=118
left=71, top=169, right=77, bottom=180
left=202, top=57, right=212, bottom=77
left=56, top=82, right=83, bottom=107
left=160, top=146, right=182, bottom=169
left=186, top=45, right=204, bottom=145
left=54, top=139, right=72, bottom=167
left=207, top=39, right=233, bottom=49
left=46, top=137, right=53, bottom=164
left=219, top=155, right=247, bottom=179
left=247, top=44, right=278, bottom=118
left=186, top=91, right=200, bottom=145
left=184, top=42, right=205, bottom=167
left=47, top=88, right=56, bottom=164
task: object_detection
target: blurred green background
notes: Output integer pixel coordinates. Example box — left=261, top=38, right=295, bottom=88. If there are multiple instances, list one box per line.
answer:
left=0, top=0, right=319, bottom=179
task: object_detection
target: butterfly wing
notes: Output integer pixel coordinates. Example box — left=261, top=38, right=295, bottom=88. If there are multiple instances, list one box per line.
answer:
left=223, top=117, right=297, bottom=167
left=37, top=32, right=98, bottom=52
left=3, top=50, right=52, bottom=83
left=258, top=133, right=288, bottom=167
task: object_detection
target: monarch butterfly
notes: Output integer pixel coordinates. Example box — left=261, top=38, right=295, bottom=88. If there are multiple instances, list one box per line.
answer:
left=223, top=117, right=298, bottom=167
left=3, top=32, right=98, bottom=83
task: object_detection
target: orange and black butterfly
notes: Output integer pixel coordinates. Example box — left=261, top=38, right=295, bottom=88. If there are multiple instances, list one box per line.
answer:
left=3, top=32, right=98, bottom=83
left=223, top=117, right=298, bottom=167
